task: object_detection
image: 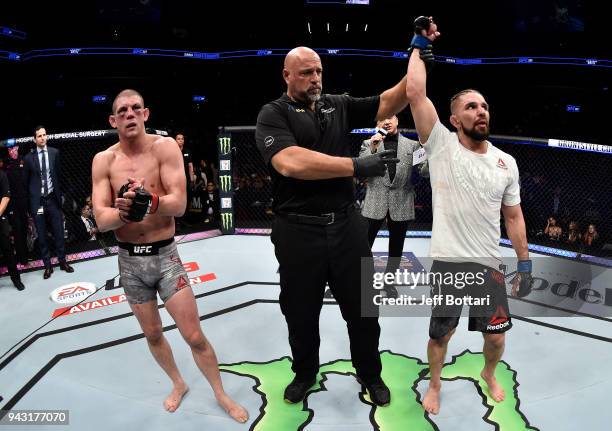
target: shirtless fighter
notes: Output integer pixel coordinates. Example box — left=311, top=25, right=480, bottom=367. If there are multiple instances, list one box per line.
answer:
left=91, top=89, right=248, bottom=423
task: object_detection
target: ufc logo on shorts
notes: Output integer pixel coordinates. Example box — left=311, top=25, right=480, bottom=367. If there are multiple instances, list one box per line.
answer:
left=134, top=245, right=152, bottom=254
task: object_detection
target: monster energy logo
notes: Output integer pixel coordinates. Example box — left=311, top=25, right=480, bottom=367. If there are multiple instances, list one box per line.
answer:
left=219, top=137, right=231, bottom=155
left=221, top=212, right=233, bottom=230
left=220, top=351, right=538, bottom=430
left=220, top=175, right=232, bottom=192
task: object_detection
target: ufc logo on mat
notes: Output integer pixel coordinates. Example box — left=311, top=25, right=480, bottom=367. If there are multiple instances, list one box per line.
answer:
left=134, top=246, right=152, bottom=254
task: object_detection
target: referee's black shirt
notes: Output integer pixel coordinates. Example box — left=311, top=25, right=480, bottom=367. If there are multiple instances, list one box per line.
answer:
left=256, top=93, right=379, bottom=215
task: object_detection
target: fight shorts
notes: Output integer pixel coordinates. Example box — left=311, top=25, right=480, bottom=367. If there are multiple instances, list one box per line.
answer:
left=428, top=260, right=512, bottom=339
left=118, top=238, right=190, bottom=305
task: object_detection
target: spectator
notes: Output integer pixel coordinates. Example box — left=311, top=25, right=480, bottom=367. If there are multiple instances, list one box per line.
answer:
left=544, top=216, right=562, bottom=241
left=566, top=221, right=581, bottom=245
left=197, top=159, right=213, bottom=186
left=582, top=224, right=599, bottom=248
left=209, top=161, right=219, bottom=188
left=174, top=133, right=194, bottom=231
left=74, top=204, right=98, bottom=242
left=203, top=182, right=219, bottom=224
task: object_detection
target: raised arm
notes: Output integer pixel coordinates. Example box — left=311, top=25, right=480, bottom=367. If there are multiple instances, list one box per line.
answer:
left=377, top=76, right=409, bottom=121
left=405, top=16, right=441, bottom=143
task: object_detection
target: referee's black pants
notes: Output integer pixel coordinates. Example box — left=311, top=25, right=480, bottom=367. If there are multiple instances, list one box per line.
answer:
left=271, top=210, right=381, bottom=383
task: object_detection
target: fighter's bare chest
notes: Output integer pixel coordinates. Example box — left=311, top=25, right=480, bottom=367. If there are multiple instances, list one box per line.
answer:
left=109, top=155, right=162, bottom=193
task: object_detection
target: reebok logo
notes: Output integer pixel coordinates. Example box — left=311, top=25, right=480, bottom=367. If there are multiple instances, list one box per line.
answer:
left=497, top=158, right=507, bottom=169
left=489, top=305, right=508, bottom=325
left=487, top=305, right=510, bottom=330
left=176, top=276, right=189, bottom=291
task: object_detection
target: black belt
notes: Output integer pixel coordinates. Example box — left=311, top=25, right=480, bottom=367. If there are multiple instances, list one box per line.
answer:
left=278, top=205, right=355, bottom=226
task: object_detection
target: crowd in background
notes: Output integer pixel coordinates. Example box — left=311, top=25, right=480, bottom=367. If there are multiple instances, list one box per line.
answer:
left=1, top=128, right=609, bottom=280
left=0, top=134, right=222, bottom=277
left=231, top=132, right=609, bottom=257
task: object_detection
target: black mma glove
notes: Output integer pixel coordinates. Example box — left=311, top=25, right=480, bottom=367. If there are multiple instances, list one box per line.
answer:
left=118, top=182, right=159, bottom=222
left=411, top=16, right=433, bottom=49
left=512, top=260, right=534, bottom=298
left=419, top=45, right=434, bottom=63
left=352, top=149, right=399, bottom=178
left=409, top=16, right=435, bottom=70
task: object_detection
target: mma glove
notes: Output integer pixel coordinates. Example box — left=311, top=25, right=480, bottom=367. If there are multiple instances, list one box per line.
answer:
left=352, top=149, right=399, bottom=178
left=118, top=182, right=159, bottom=222
left=512, top=259, right=534, bottom=298
left=409, top=16, right=435, bottom=69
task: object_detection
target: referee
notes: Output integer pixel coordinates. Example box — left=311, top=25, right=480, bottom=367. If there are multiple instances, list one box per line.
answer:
left=255, top=46, right=413, bottom=406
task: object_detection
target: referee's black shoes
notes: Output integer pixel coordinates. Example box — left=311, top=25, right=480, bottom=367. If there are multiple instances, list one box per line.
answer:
left=361, top=377, right=391, bottom=406
left=283, top=377, right=316, bottom=403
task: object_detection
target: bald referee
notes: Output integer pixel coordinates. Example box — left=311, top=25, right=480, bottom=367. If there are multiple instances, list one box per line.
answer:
left=255, top=46, right=419, bottom=406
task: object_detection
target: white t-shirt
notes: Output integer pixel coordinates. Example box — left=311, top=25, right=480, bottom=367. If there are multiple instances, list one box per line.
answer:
left=424, top=120, right=521, bottom=269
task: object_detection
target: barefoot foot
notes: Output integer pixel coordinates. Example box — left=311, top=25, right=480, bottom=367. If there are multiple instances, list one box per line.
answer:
left=164, top=383, right=189, bottom=412
left=481, top=371, right=505, bottom=402
left=422, top=385, right=441, bottom=415
left=217, top=393, right=249, bottom=423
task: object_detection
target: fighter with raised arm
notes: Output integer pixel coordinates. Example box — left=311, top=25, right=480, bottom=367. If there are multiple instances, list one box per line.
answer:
left=405, top=18, right=532, bottom=415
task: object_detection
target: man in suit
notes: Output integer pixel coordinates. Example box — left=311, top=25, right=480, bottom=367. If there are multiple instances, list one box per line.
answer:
left=3, top=146, right=30, bottom=265
left=74, top=203, right=98, bottom=242
left=24, top=126, right=74, bottom=279
left=360, top=115, right=425, bottom=298
left=0, top=165, right=26, bottom=290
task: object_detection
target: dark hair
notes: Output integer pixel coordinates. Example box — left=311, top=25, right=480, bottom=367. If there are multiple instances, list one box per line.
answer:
left=34, top=125, right=46, bottom=136
left=449, top=89, right=484, bottom=114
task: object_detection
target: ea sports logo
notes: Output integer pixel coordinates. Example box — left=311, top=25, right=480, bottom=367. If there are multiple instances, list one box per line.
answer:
left=50, top=282, right=96, bottom=305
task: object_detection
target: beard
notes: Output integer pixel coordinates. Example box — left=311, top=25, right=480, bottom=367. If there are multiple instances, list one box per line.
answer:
left=304, top=87, right=322, bottom=104
left=463, top=122, right=489, bottom=141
